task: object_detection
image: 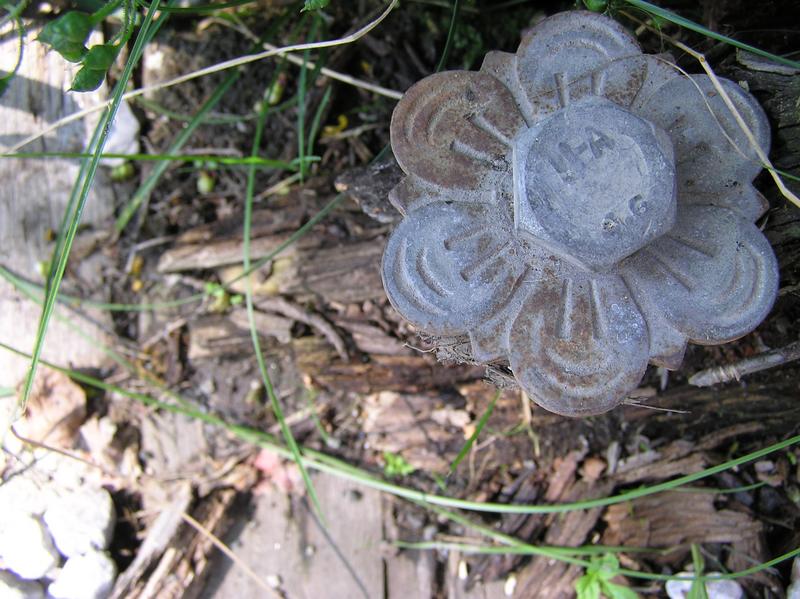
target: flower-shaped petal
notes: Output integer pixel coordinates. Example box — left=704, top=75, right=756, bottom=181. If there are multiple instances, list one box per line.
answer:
left=622, top=205, right=779, bottom=344
left=508, top=273, right=649, bottom=417
left=679, top=183, right=769, bottom=222
left=634, top=75, right=770, bottom=193
left=516, top=11, right=641, bottom=118
left=599, top=53, right=678, bottom=109
left=381, top=201, right=524, bottom=336
left=390, top=71, right=526, bottom=191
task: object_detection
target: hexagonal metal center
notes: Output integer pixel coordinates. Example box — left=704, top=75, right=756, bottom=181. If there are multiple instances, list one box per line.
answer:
left=513, top=98, right=677, bottom=271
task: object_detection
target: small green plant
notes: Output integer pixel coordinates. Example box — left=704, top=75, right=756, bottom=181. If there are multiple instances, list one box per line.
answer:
left=575, top=554, right=638, bottom=599
left=687, top=544, right=710, bottom=599
left=581, top=0, right=608, bottom=12
left=383, top=451, right=416, bottom=478
left=302, top=0, right=329, bottom=11
left=37, top=0, right=136, bottom=91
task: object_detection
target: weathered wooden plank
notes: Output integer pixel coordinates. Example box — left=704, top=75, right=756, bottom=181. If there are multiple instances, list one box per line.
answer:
left=202, top=472, right=385, bottom=599
left=0, top=27, right=115, bottom=388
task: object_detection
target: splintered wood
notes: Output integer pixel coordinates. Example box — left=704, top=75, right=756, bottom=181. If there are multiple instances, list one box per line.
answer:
left=603, top=491, right=762, bottom=549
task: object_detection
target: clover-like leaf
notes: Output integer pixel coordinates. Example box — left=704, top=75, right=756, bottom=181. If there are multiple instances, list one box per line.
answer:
left=70, top=43, right=119, bottom=92
left=302, top=0, right=330, bottom=11
left=37, top=11, right=94, bottom=63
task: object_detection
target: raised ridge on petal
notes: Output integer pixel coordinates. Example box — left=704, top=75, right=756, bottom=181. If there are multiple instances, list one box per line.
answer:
left=381, top=201, right=524, bottom=336
left=634, top=75, right=771, bottom=193
left=508, top=273, right=649, bottom=417
left=516, top=11, right=642, bottom=117
left=600, top=53, right=678, bottom=109
left=390, top=71, right=526, bottom=191
left=622, top=205, right=779, bottom=344
left=679, top=182, right=769, bottom=222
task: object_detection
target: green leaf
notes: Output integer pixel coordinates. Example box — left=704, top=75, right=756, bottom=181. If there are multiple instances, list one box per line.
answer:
left=575, top=574, right=601, bottom=599
left=582, top=0, right=607, bottom=11
left=687, top=545, right=709, bottom=599
left=595, top=554, right=621, bottom=580
left=70, top=44, right=120, bottom=92
left=449, top=390, right=499, bottom=475
left=601, top=581, right=640, bottom=599
left=302, top=0, right=329, bottom=11
left=37, top=11, right=94, bottom=62
left=383, top=451, right=416, bottom=478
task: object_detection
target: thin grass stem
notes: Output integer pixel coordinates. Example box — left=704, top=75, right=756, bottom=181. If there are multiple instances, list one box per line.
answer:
left=20, top=0, right=166, bottom=415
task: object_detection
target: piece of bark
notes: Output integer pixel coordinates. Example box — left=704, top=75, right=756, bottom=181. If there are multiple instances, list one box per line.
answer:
left=513, top=480, right=616, bottom=598
left=173, top=202, right=307, bottom=245
left=111, top=482, right=193, bottom=599
left=161, top=226, right=387, bottom=304
left=334, top=154, right=403, bottom=224
left=469, top=452, right=595, bottom=588
left=333, top=317, right=412, bottom=356
left=621, top=378, right=800, bottom=442
left=187, top=311, right=293, bottom=362
left=256, top=296, right=348, bottom=361
left=228, top=308, right=294, bottom=345
left=362, top=391, right=470, bottom=473
left=294, top=336, right=485, bottom=394
left=157, top=232, right=297, bottom=273
left=119, top=487, right=239, bottom=599
left=602, top=491, right=762, bottom=554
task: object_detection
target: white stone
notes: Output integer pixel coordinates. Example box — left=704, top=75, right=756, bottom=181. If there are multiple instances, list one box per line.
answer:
left=43, top=488, right=115, bottom=558
left=0, top=475, right=51, bottom=516
left=47, top=550, right=116, bottom=599
left=666, top=572, right=743, bottom=599
left=0, top=512, right=60, bottom=580
left=0, top=570, right=45, bottom=599
left=787, top=557, right=800, bottom=599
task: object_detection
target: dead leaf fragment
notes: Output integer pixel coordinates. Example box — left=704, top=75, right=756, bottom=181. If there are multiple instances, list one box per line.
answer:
left=14, top=367, right=86, bottom=447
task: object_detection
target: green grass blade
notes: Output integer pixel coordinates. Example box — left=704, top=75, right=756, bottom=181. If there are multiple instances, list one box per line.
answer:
left=622, top=0, right=800, bottom=70
left=243, top=57, right=325, bottom=522
left=132, top=95, right=262, bottom=124
left=448, top=389, right=499, bottom=476
left=306, top=84, right=331, bottom=157
left=434, top=0, right=460, bottom=72
left=3, top=151, right=299, bottom=169
left=0, top=264, right=200, bottom=312
left=3, top=339, right=799, bottom=519
left=20, top=0, right=166, bottom=416
left=688, top=544, right=709, bottom=599
left=142, top=0, right=259, bottom=13
left=394, top=540, right=800, bottom=583
left=296, top=16, right=321, bottom=180
left=114, top=71, right=240, bottom=232
left=114, top=8, right=300, bottom=232
left=227, top=191, right=346, bottom=285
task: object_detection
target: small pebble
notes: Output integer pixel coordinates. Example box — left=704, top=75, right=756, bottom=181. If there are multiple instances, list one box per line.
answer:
left=666, top=572, right=743, bottom=599
left=44, top=488, right=115, bottom=558
left=48, top=550, right=116, bottom=599
left=0, top=570, right=45, bottom=599
left=0, top=512, right=60, bottom=580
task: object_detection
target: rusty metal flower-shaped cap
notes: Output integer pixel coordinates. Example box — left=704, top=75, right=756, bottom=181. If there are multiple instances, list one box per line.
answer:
left=380, top=11, right=779, bottom=417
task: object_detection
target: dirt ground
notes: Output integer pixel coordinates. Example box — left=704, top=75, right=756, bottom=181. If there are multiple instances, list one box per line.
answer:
left=2, top=0, right=799, bottom=597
